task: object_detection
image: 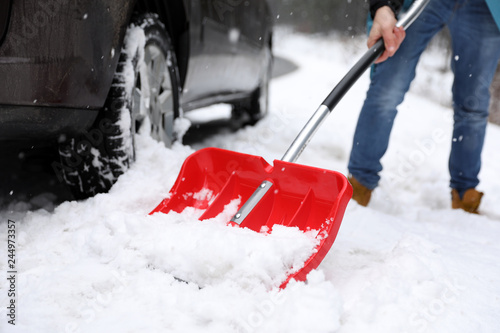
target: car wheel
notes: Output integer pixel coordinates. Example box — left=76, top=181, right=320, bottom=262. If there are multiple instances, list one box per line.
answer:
left=231, top=39, right=273, bottom=127
left=56, top=13, right=181, bottom=199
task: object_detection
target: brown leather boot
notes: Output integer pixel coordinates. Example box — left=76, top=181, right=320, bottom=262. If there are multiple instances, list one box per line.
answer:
left=451, top=188, right=483, bottom=214
left=348, top=175, right=372, bottom=207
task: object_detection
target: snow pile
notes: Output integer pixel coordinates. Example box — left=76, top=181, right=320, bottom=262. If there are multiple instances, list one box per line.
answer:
left=1, top=31, right=500, bottom=332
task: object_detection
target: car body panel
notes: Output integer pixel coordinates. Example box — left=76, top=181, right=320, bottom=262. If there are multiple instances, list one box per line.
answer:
left=0, top=0, right=135, bottom=110
left=181, top=0, right=271, bottom=110
left=0, top=0, right=272, bottom=140
left=0, top=0, right=12, bottom=44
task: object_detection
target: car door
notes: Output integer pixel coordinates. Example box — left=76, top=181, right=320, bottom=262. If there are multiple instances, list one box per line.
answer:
left=181, top=0, right=269, bottom=110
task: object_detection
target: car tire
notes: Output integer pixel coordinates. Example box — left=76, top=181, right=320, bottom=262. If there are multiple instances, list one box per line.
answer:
left=231, top=38, right=273, bottom=127
left=56, top=13, right=181, bottom=199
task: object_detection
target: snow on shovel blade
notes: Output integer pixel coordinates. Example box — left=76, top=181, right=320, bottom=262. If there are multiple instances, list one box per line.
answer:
left=150, top=147, right=352, bottom=288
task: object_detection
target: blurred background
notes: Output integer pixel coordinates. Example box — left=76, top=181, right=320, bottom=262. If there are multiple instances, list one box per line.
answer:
left=269, top=0, right=500, bottom=125
left=270, top=0, right=369, bottom=35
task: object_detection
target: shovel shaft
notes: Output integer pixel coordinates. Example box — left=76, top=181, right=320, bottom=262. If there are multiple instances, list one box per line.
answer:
left=396, top=0, right=431, bottom=30
left=281, top=105, right=331, bottom=163
left=282, top=0, right=430, bottom=164
left=321, top=39, right=384, bottom=111
left=232, top=0, right=430, bottom=225
left=281, top=39, right=384, bottom=163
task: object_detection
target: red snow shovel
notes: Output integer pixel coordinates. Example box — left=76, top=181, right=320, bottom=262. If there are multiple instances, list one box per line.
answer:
left=151, top=0, right=430, bottom=289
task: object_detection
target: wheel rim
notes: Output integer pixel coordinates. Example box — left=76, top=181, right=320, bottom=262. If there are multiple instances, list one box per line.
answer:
left=134, top=42, right=175, bottom=147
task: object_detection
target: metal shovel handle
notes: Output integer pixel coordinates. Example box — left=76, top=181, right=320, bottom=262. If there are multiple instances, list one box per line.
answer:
left=281, top=0, right=431, bottom=163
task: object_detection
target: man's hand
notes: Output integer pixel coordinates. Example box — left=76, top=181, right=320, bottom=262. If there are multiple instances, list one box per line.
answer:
left=368, top=6, right=406, bottom=63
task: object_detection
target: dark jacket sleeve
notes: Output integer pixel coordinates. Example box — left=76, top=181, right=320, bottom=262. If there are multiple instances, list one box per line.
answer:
left=369, top=0, right=404, bottom=18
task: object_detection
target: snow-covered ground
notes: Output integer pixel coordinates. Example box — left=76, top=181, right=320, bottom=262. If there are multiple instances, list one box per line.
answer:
left=1, top=31, right=500, bottom=332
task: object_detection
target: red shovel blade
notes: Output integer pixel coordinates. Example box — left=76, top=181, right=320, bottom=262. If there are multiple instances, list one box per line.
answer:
left=150, top=147, right=352, bottom=288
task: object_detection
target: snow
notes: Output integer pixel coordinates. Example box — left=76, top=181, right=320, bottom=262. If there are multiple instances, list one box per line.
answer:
left=2, top=31, right=500, bottom=332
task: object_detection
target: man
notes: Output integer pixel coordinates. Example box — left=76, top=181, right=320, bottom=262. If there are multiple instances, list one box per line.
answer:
left=348, top=0, right=500, bottom=213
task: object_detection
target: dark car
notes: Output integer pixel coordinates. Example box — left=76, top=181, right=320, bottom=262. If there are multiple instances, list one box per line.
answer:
left=0, top=0, right=273, bottom=199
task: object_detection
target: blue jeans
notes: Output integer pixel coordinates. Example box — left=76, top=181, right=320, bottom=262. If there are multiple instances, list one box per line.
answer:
left=348, top=0, right=500, bottom=196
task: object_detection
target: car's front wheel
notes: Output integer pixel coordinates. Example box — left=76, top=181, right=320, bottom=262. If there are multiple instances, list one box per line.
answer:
left=56, top=13, right=181, bottom=199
